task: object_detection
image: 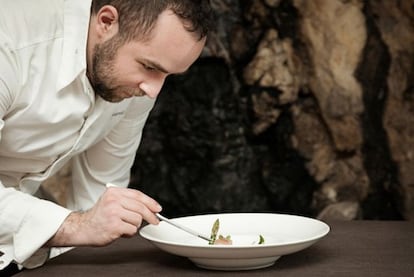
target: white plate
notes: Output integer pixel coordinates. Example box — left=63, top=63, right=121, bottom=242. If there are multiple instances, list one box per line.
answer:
left=139, top=213, right=329, bottom=271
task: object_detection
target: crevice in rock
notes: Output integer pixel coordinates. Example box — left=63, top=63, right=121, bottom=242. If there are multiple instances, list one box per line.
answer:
left=356, top=2, right=403, bottom=220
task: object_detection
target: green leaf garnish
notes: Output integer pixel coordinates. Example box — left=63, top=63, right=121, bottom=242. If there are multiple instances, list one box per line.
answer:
left=258, top=234, right=265, bottom=244
left=209, top=219, right=220, bottom=245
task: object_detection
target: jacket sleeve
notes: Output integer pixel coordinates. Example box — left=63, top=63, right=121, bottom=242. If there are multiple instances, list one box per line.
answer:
left=0, top=187, right=72, bottom=269
left=0, top=26, right=72, bottom=270
left=67, top=96, right=156, bottom=211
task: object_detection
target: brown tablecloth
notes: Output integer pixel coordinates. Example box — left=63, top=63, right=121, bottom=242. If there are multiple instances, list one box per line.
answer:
left=15, top=220, right=414, bottom=277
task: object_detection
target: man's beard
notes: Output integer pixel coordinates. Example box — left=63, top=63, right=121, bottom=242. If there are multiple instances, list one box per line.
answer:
left=87, top=36, right=143, bottom=103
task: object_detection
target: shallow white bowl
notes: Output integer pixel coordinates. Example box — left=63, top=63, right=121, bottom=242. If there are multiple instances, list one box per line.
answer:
left=139, top=213, right=329, bottom=271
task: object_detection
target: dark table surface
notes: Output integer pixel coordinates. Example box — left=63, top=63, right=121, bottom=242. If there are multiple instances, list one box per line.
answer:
left=15, top=220, right=414, bottom=277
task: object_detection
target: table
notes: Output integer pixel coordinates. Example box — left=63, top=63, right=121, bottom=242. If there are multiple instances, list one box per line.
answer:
left=15, top=220, right=414, bottom=277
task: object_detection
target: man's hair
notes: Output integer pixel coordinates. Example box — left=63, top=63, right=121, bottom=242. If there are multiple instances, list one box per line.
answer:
left=91, top=0, right=214, bottom=42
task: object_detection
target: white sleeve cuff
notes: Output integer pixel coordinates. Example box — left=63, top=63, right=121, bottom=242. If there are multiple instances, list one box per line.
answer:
left=13, top=199, right=71, bottom=265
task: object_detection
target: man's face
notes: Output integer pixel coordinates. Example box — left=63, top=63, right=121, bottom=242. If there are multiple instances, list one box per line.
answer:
left=88, top=10, right=206, bottom=103
left=89, top=35, right=132, bottom=103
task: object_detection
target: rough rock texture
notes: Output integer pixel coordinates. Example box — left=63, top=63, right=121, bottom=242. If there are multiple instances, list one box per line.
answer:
left=44, top=0, right=414, bottom=221
left=130, top=0, right=414, bottom=220
left=370, top=0, right=414, bottom=220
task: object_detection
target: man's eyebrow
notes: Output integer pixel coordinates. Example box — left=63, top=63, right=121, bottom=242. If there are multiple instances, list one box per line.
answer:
left=141, top=59, right=170, bottom=74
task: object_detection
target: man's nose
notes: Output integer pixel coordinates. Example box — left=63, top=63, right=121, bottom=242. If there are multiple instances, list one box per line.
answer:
left=139, top=79, right=165, bottom=99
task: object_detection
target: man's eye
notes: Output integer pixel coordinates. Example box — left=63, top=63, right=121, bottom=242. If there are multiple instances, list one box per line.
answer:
left=142, top=64, right=156, bottom=71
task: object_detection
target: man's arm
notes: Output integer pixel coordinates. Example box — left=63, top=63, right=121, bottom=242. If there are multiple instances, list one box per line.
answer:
left=46, top=186, right=161, bottom=247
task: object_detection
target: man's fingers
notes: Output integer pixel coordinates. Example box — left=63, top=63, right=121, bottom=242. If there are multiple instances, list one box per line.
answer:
left=105, top=186, right=161, bottom=225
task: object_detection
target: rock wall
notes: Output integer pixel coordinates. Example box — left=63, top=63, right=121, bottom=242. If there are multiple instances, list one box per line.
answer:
left=130, top=0, right=414, bottom=220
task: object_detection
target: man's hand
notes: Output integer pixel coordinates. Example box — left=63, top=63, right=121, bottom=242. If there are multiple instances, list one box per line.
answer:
left=46, top=187, right=162, bottom=247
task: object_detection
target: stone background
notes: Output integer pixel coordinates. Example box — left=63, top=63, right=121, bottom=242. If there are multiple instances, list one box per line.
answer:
left=45, top=0, right=414, bottom=221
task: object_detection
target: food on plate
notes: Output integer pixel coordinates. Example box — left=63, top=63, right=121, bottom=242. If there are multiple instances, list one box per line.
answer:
left=209, top=219, right=229, bottom=245
left=258, top=234, right=265, bottom=244
left=214, top=234, right=233, bottom=245
left=208, top=218, right=265, bottom=245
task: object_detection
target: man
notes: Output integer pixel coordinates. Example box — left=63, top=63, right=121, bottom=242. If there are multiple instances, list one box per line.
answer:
left=0, top=0, right=213, bottom=271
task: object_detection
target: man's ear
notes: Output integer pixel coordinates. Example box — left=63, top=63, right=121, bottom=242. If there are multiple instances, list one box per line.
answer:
left=95, top=5, right=119, bottom=40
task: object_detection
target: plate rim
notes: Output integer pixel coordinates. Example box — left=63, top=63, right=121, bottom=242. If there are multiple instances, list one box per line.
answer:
left=139, top=212, right=330, bottom=249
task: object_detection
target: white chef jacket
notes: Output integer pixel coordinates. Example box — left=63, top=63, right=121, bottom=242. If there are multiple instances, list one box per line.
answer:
left=0, top=0, right=155, bottom=269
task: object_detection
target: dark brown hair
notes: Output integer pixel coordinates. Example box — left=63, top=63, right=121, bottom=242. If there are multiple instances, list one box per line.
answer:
left=91, top=0, right=214, bottom=42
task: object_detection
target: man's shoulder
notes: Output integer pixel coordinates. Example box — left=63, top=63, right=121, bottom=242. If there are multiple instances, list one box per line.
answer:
left=0, top=0, right=65, bottom=49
